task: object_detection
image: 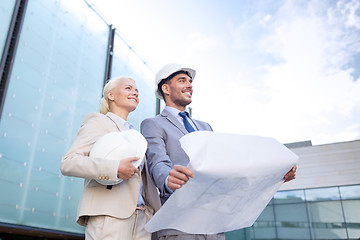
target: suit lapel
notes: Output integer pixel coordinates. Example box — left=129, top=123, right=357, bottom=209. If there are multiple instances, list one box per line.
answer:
left=161, top=109, right=187, bottom=135
left=106, top=112, right=127, bottom=131
left=192, top=120, right=201, bottom=131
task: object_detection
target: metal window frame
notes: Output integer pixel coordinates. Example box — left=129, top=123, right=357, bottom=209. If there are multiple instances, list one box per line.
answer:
left=0, top=0, right=28, bottom=120
left=103, top=25, right=115, bottom=85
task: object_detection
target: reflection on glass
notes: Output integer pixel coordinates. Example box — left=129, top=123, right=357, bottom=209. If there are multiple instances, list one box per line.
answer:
left=307, top=201, right=347, bottom=239
left=0, top=0, right=108, bottom=234
left=305, top=187, right=340, bottom=201
left=273, top=189, right=305, bottom=204
left=111, top=33, right=156, bottom=130
left=339, top=185, right=360, bottom=200
left=231, top=185, right=360, bottom=239
left=342, top=200, right=360, bottom=238
left=275, top=203, right=311, bottom=238
left=0, top=0, right=16, bottom=53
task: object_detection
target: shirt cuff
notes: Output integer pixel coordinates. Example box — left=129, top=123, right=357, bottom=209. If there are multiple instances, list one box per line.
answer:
left=164, top=175, right=174, bottom=194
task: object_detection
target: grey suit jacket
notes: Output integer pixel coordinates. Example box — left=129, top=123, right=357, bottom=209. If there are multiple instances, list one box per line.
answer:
left=140, top=108, right=212, bottom=204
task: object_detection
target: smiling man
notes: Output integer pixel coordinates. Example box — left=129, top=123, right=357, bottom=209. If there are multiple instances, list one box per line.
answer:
left=140, top=63, right=224, bottom=240
left=141, top=63, right=297, bottom=239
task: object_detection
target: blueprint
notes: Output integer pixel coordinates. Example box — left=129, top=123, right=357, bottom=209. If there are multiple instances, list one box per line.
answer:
left=145, top=131, right=298, bottom=234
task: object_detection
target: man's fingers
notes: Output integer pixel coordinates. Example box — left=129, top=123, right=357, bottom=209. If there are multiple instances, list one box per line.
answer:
left=173, top=165, right=194, bottom=178
left=168, top=175, right=186, bottom=186
left=167, top=182, right=182, bottom=191
left=169, top=169, right=188, bottom=181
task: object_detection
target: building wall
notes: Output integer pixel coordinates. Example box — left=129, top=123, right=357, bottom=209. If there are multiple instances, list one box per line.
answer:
left=281, top=140, right=360, bottom=191
left=227, top=140, right=360, bottom=240
left=0, top=0, right=155, bottom=236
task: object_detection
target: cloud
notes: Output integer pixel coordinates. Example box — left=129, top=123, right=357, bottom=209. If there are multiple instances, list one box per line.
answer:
left=257, top=0, right=360, bottom=144
left=185, top=32, right=219, bottom=54
left=197, top=0, right=360, bottom=145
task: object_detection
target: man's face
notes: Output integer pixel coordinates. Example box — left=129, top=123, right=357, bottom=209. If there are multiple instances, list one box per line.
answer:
left=162, top=73, right=193, bottom=110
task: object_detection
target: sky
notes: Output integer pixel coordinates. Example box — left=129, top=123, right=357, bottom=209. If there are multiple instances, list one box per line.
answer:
left=90, top=0, right=360, bottom=146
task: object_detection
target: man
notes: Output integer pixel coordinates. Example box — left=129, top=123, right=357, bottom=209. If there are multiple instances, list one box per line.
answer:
left=141, top=63, right=296, bottom=240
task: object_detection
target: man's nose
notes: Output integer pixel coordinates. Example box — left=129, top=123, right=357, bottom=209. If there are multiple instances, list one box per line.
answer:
left=186, top=79, right=193, bottom=88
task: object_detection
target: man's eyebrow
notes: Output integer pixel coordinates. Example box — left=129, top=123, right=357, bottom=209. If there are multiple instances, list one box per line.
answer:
left=177, top=76, right=190, bottom=80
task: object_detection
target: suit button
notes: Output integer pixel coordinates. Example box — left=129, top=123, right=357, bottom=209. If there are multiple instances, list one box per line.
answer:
left=105, top=176, right=109, bottom=180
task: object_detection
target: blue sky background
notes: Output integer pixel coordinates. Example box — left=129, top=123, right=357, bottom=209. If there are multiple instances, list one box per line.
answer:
left=90, top=0, right=360, bottom=145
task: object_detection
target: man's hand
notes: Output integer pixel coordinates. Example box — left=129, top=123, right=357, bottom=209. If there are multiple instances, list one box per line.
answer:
left=283, top=164, right=297, bottom=183
left=167, top=165, right=194, bottom=191
left=117, top=157, right=139, bottom=180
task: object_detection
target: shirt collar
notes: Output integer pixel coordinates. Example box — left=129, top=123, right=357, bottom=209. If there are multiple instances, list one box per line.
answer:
left=164, top=106, right=182, bottom=118
left=106, top=112, right=127, bottom=125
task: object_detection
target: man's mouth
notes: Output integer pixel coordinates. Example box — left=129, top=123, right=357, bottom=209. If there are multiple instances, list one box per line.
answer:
left=183, top=90, right=192, bottom=97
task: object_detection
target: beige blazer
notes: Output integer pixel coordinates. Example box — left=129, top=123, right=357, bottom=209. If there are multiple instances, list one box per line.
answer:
left=60, top=112, right=161, bottom=226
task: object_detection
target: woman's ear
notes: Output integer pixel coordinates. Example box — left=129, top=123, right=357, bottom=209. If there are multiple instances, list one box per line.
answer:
left=107, top=91, right=114, bottom=101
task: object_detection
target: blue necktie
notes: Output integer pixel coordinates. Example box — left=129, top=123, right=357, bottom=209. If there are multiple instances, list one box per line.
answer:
left=179, top=112, right=195, bottom=133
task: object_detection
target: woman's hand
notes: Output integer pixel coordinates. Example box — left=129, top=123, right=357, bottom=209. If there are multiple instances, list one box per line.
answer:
left=117, top=157, right=139, bottom=180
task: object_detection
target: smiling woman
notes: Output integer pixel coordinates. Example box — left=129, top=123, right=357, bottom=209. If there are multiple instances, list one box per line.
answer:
left=60, top=76, right=160, bottom=240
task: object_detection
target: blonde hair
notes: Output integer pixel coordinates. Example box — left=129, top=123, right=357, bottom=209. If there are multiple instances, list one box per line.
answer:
left=100, top=76, right=135, bottom=114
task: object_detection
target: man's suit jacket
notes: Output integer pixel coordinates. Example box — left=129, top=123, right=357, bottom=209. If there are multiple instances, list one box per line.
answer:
left=140, top=108, right=213, bottom=204
left=61, top=112, right=161, bottom=226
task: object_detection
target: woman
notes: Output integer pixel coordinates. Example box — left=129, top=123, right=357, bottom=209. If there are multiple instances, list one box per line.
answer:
left=61, top=76, right=160, bottom=240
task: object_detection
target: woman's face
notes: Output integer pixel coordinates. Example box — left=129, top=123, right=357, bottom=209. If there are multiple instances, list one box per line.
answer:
left=108, top=78, right=139, bottom=114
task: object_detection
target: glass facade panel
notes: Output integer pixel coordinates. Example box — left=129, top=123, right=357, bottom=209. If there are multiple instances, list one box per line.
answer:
left=251, top=205, right=276, bottom=239
left=273, top=189, right=305, bottom=204
left=340, top=185, right=360, bottom=200
left=111, top=33, right=156, bottom=129
left=230, top=185, right=360, bottom=239
left=274, top=203, right=311, bottom=239
left=305, top=187, right=340, bottom=201
left=342, top=200, right=360, bottom=238
left=307, top=201, right=347, bottom=239
left=0, top=0, right=109, bottom=234
left=0, top=0, right=16, bottom=54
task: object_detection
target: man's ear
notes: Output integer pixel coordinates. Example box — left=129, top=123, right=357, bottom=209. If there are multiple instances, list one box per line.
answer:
left=162, top=84, right=169, bottom=96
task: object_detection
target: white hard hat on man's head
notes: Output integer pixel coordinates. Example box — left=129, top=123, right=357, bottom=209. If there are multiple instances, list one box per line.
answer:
left=155, top=63, right=196, bottom=99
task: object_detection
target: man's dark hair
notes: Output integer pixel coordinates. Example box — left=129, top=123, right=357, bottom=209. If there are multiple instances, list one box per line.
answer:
left=158, top=70, right=191, bottom=99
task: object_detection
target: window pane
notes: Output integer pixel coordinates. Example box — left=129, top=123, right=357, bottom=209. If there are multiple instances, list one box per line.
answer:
left=225, top=229, right=247, bottom=240
left=307, top=201, right=347, bottom=239
left=252, top=205, right=276, bottom=239
left=342, top=200, right=360, bottom=238
left=274, top=203, right=311, bottom=239
left=305, top=187, right=340, bottom=201
left=340, top=185, right=360, bottom=200
left=273, top=189, right=305, bottom=204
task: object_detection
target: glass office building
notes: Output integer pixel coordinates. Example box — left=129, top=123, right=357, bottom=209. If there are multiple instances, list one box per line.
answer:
left=1, top=1, right=359, bottom=239
left=0, top=0, right=156, bottom=238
